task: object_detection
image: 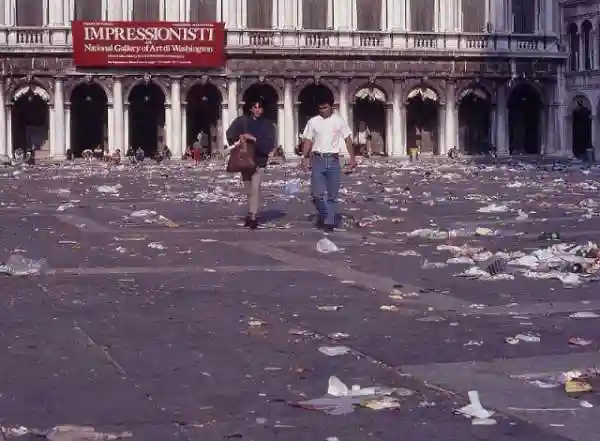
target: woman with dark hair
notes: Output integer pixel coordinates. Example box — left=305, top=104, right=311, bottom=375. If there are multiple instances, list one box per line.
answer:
left=226, top=99, right=276, bottom=229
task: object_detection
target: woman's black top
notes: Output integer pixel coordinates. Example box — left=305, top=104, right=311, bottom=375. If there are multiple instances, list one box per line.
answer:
left=226, top=115, right=276, bottom=168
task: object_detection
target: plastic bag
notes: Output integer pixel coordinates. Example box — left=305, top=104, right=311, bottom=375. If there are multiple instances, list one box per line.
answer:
left=317, top=238, right=339, bottom=254
left=283, top=179, right=302, bottom=195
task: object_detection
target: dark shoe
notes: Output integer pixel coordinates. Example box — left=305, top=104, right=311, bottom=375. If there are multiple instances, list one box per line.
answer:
left=323, top=224, right=335, bottom=233
left=315, top=215, right=325, bottom=229
left=244, top=215, right=251, bottom=227
left=248, top=219, right=258, bottom=230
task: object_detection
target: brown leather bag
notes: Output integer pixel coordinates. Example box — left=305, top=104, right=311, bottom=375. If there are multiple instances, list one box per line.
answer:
left=226, top=117, right=257, bottom=173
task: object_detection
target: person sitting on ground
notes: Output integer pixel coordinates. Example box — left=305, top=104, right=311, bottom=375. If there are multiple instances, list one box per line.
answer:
left=66, top=148, right=74, bottom=161
left=135, top=146, right=145, bottom=163
left=93, top=145, right=104, bottom=160
left=447, top=146, right=459, bottom=159
left=110, top=149, right=121, bottom=165
left=164, top=145, right=172, bottom=160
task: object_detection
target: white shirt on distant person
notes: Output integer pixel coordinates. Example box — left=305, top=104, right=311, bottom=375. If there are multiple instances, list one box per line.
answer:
left=302, top=113, right=352, bottom=155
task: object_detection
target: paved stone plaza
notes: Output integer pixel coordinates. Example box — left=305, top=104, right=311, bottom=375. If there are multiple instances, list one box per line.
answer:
left=1, top=158, right=600, bottom=441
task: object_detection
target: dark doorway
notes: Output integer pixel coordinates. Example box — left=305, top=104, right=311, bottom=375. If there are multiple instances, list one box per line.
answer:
left=128, top=82, right=165, bottom=157
left=572, top=104, right=592, bottom=158
left=70, top=82, right=108, bottom=157
left=406, top=88, right=439, bottom=155
left=243, top=83, right=278, bottom=124
left=508, top=85, right=542, bottom=155
left=353, top=87, right=387, bottom=155
left=186, top=83, right=222, bottom=155
left=458, top=89, right=491, bottom=155
left=298, top=84, right=334, bottom=133
left=12, top=91, right=49, bottom=157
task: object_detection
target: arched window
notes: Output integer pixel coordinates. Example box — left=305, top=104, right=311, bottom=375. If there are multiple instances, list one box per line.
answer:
left=356, top=0, right=381, bottom=31
left=582, top=21, right=593, bottom=70
left=410, top=0, right=435, bottom=32
left=132, top=0, right=160, bottom=21
left=568, top=23, right=579, bottom=72
left=190, top=0, right=216, bottom=21
left=74, top=0, right=102, bottom=20
left=16, top=0, right=44, bottom=26
left=513, top=0, right=536, bottom=34
left=247, top=0, right=273, bottom=29
left=461, top=0, right=485, bottom=32
left=302, top=0, right=328, bottom=29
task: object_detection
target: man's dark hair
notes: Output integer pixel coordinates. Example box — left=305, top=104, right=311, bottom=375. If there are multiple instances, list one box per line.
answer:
left=317, top=95, right=334, bottom=107
left=249, top=98, right=265, bottom=108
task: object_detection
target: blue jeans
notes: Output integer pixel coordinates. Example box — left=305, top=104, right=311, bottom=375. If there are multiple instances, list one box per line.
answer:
left=310, top=153, right=341, bottom=226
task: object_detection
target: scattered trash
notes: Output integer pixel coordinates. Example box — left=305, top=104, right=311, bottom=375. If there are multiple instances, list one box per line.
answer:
left=455, top=390, right=496, bottom=425
left=1, top=425, right=132, bottom=441
left=318, top=346, right=351, bottom=356
left=293, top=376, right=403, bottom=415
left=0, top=254, right=48, bottom=276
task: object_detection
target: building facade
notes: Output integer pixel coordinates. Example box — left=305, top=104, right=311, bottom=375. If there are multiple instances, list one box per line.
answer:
left=562, top=0, right=600, bottom=159
left=0, top=0, right=567, bottom=160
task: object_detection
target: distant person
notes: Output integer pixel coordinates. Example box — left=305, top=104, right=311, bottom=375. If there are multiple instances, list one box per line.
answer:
left=300, top=95, right=356, bottom=232
left=226, top=99, right=276, bottom=230
left=135, top=146, right=144, bottom=163
left=354, top=121, right=371, bottom=157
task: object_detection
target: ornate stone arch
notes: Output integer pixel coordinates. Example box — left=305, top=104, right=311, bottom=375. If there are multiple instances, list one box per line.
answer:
left=7, top=76, right=54, bottom=104
left=568, top=94, right=593, bottom=113
left=182, top=75, right=227, bottom=103
left=348, top=77, right=393, bottom=104
left=65, top=75, right=113, bottom=105
left=238, top=77, right=283, bottom=104
left=402, top=78, right=444, bottom=105
left=293, top=77, right=339, bottom=104
left=505, top=79, right=548, bottom=106
left=123, top=75, right=170, bottom=105
left=455, top=80, right=494, bottom=105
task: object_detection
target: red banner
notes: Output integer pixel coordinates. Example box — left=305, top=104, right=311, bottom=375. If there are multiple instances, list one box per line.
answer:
left=72, top=21, right=225, bottom=68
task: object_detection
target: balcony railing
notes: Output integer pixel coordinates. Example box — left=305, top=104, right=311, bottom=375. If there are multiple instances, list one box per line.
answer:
left=227, top=29, right=562, bottom=56
left=0, top=26, right=71, bottom=51
left=0, top=26, right=562, bottom=57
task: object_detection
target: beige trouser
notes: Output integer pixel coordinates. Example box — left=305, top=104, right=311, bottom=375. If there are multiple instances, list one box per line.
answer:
left=241, top=168, right=263, bottom=216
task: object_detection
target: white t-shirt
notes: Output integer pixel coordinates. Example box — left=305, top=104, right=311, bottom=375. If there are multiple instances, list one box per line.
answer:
left=302, top=113, right=352, bottom=155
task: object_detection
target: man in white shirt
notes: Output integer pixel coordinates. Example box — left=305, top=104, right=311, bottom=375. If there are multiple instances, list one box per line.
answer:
left=301, top=96, right=357, bottom=232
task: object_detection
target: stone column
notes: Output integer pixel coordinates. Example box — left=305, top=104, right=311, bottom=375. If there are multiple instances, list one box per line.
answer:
left=221, top=102, right=229, bottom=153
left=53, top=78, right=66, bottom=159
left=65, top=103, right=71, bottom=155
left=227, top=77, right=238, bottom=124
left=181, top=103, right=188, bottom=157
left=495, top=85, right=509, bottom=156
left=438, top=104, right=446, bottom=156
left=49, top=105, right=56, bottom=157
left=113, top=78, right=124, bottom=153
left=170, top=78, right=182, bottom=159
left=339, top=79, right=350, bottom=128
left=277, top=103, right=285, bottom=150
left=49, top=0, right=65, bottom=25
left=334, top=0, right=351, bottom=29
left=0, top=78, right=7, bottom=160
left=385, top=104, right=393, bottom=155
left=3, top=0, right=13, bottom=26
left=544, top=0, right=553, bottom=34
left=164, top=103, right=172, bottom=153
left=593, top=110, right=599, bottom=161
left=281, top=0, right=294, bottom=28
left=6, top=104, right=12, bottom=157
left=391, top=80, right=403, bottom=157
left=123, top=104, right=129, bottom=152
left=107, top=0, right=122, bottom=20
left=107, top=105, right=115, bottom=153
left=444, top=81, right=457, bottom=154
left=283, top=79, right=295, bottom=156
left=166, top=0, right=180, bottom=20
left=236, top=0, right=243, bottom=27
